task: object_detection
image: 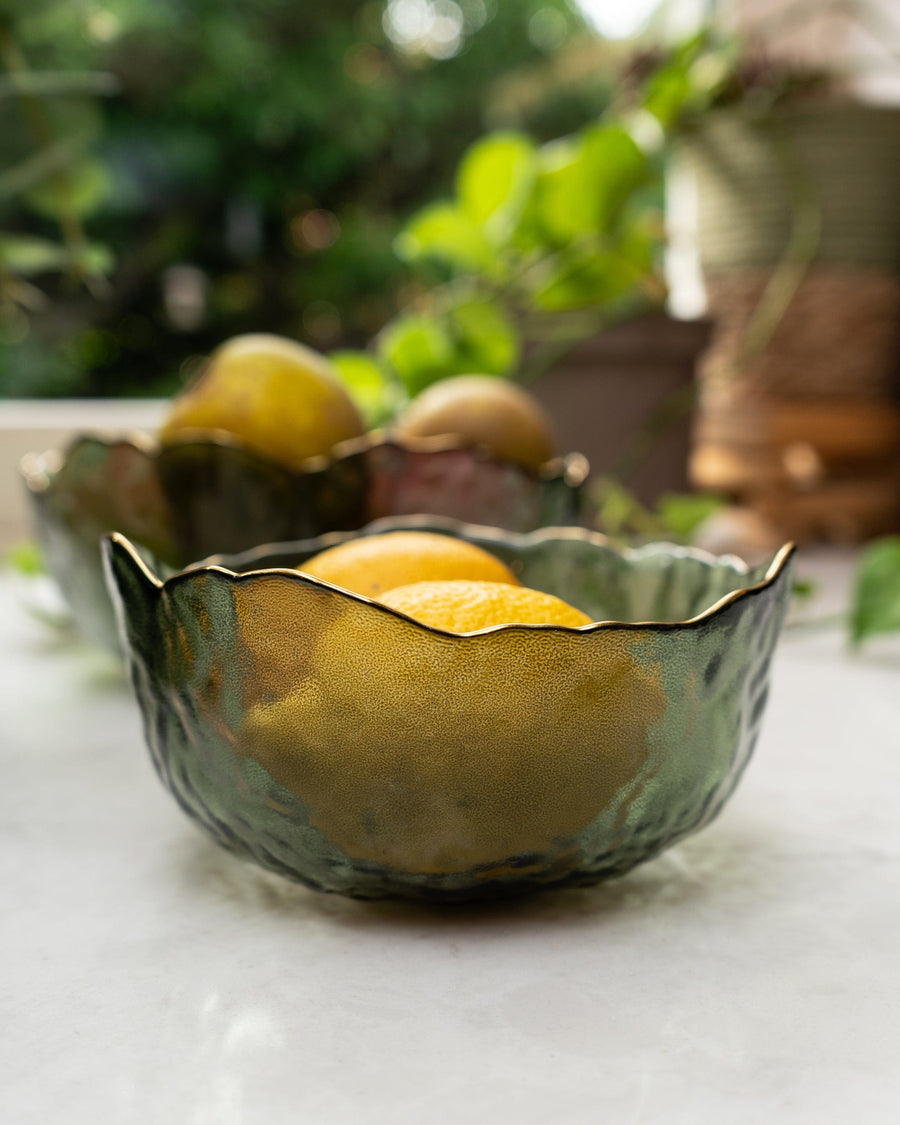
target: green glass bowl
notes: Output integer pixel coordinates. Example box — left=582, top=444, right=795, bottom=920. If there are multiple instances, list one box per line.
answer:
left=103, top=517, right=795, bottom=903
left=22, top=432, right=587, bottom=649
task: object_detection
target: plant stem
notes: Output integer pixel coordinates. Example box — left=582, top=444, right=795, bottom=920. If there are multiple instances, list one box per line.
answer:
left=0, top=16, right=106, bottom=295
left=515, top=330, right=595, bottom=387
left=610, top=379, right=698, bottom=484
left=733, top=114, right=822, bottom=367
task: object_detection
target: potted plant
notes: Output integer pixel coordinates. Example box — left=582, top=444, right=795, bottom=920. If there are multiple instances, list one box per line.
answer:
left=332, top=120, right=712, bottom=507
left=637, top=29, right=900, bottom=543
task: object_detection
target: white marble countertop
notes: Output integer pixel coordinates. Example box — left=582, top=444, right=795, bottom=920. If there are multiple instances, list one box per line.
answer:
left=2, top=555, right=899, bottom=1124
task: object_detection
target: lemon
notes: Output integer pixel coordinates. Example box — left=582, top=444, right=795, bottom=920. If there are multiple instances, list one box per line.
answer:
left=379, top=579, right=591, bottom=632
left=393, top=375, right=558, bottom=469
left=160, top=333, right=364, bottom=470
left=298, top=530, right=519, bottom=599
left=235, top=534, right=660, bottom=880
left=239, top=591, right=661, bottom=875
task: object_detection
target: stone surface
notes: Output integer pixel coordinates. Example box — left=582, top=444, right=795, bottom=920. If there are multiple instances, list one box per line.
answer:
left=2, top=554, right=899, bottom=1123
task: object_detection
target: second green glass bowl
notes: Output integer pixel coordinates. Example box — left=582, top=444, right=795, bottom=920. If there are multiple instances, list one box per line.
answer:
left=22, top=432, right=586, bottom=648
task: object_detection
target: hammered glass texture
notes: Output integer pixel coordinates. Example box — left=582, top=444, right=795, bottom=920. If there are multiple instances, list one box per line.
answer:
left=104, top=520, right=794, bottom=902
left=24, top=434, right=585, bottom=649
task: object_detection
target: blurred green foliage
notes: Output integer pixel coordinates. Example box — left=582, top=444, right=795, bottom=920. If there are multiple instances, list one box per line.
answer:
left=629, top=27, right=831, bottom=130
left=1, top=0, right=618, bottom=398
left=590, top=476, right=725, bottom=545
left=4, top=537, right=45, bottom=576
left=851, top=537, right=900, bottom=646
left=335, top=117, right=665, bottom=413
left=325, top=24, right=838, bottom=413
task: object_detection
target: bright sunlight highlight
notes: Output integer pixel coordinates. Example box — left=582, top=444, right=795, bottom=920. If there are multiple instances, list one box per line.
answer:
left=574, top=0, right=660, bottom=40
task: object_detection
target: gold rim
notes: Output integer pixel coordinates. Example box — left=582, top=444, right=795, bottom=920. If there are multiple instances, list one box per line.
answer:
left=105, top=520, right=796, bottom=639
left=19, top=430, right=158, bottom=494
left=22, top=429, right=589, bottom=495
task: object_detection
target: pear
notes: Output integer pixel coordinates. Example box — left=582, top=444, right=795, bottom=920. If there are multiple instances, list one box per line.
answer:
left=393, top=375, right=557, bottom=470
left=160, top=334, right=364, bottom=469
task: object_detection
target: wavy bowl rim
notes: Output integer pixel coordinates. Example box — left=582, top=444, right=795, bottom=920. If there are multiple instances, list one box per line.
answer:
left=19, top=430, right=159, bottom=496
left=20, top=428, right=590, bottom=497
left=103, top=516, right=796, bottom=640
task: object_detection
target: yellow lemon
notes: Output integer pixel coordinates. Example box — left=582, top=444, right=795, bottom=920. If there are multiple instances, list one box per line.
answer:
left=298, top=530, right=519, bottom=599
left=379, top=579, right=591, bottom=632
left=239, top=591, right=660, bottom=875
left=160, top=333, right=364, bottom=470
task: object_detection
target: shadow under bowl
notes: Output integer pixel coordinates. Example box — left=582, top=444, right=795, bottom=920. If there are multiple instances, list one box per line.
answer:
left=103, top=515, right=795, bottom=903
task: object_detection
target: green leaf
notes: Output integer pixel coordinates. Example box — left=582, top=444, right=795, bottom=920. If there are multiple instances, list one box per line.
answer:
left=530, top=204, right=660, bottom=312
left=581, top=125, right=646, bottom=231
left=448, top=298, right=518, bottom=375
left=329, top=350, right=400, bottom=427
left=640, top=30, right=709, bottom=129
left=0, top=234, right=113, bottom=278
left=4, top=539, right=45, bottom=577
left=655, top=491, right=726, bottom=541
left=0, top=136, right=85, bottom=201
left=531, top=137, right=591, bottom=244
left=456, top=132, right=537, bottom=246
left=532, top=247, right=638, bottom=311
left=640, top=31, right=737, bottom=129
left=376, top=296, right=519, bottom=398
left=612, top=211, right=659, bottom=275
left=0, top=71, right=119, bottom=100
left=26, top=157, right=111, bottom=219
left=377, top=314, right=455, bottom=396
left=396, top=202, right=493, bottom=273
left=0, top=235, right=70, bottom=275
left=590, top=477, right=657, bottom=541
left=643, top=63, right=694, bottom=130
left=78, top=242, right=114, bottom=276
left=532, top=126, right=646, bottom=245
left=850, top=536, right=900, bottom=645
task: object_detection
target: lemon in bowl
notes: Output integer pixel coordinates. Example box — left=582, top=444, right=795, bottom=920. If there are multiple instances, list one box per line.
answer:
left=378, top=579, right=591, bottom=630
left=103, top=517, right=794, bottom=902
left=297, top=529, right=521, bottom=598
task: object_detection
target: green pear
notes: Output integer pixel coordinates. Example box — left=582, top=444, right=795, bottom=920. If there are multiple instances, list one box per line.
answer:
left=161, top=334, right=364, bottom=469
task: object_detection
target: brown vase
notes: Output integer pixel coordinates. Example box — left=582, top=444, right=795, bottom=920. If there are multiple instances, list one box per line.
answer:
left=530, top=312, right=712, bottom=510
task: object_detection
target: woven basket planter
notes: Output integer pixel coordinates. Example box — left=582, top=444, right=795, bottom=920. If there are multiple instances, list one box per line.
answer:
left=678, top=103, right=900, bottom=543
left=531, top=312, right=712, bottom=509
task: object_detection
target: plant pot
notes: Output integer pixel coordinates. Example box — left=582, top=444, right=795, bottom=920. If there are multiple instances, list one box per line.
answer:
left=530, top=312, right=712, bottom=510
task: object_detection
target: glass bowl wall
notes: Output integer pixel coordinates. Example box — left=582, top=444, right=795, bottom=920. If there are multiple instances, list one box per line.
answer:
left=104, top=516, right=794, bottom=903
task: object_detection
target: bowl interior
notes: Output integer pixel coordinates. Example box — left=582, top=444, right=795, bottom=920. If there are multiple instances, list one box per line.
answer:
left=207, top=516, right=765, bottom=626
